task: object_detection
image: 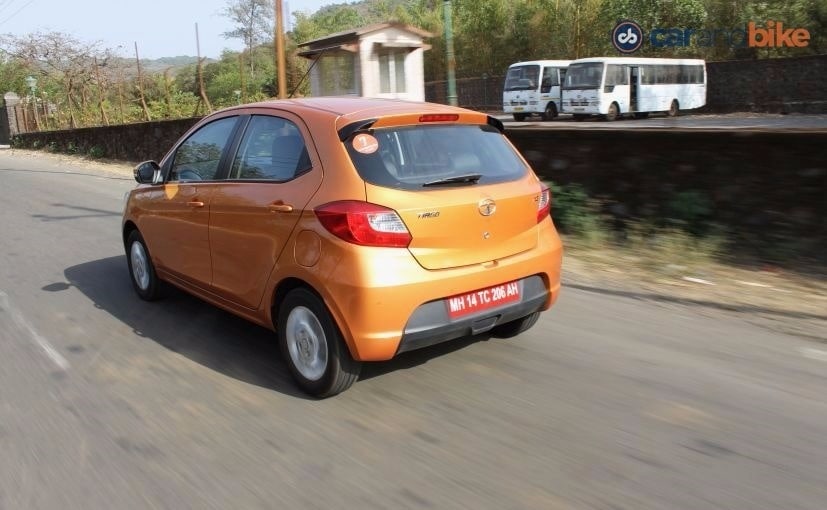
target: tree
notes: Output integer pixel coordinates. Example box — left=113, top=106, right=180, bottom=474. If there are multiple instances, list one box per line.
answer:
left=0, top=31, right=116, bottom=128
left=223, top=0, right=274, bottom=75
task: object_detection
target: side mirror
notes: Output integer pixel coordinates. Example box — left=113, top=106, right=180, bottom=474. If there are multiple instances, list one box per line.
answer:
left=134, top=161, right=160, bottom=184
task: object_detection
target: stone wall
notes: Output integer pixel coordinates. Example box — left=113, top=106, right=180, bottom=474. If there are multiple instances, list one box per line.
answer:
left=12, top=117, right=202, bottom=162
left=506, top=127, right=827, bottom=260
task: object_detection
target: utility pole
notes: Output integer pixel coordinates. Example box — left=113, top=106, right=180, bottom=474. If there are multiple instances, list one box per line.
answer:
left=195, top=23, right=213, bottom=115
left=93, top=57, right=110, bottom=125
left=443, top=0, right=458, bottom=106
left=239, top=52, right=247, bottom=103
left=274, top=0, right=287, bottom=99
left=134, top=42, right=152, bottom=121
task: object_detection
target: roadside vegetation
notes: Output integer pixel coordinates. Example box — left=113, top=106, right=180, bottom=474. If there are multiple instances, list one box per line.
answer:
left=1, top=0, right=825, bottom=129
left=547, top=180, right=824, bottom=274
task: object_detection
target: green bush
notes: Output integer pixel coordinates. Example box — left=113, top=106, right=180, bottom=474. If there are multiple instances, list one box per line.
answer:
left=88, top=146, right=105, bottom=158
left=666, top=190, right=714, bottom=235
left=546, top=181, right=605, bottom=242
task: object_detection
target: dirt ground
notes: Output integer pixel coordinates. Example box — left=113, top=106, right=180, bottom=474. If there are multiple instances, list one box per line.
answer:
left=12, top=148, right=826, bottom=342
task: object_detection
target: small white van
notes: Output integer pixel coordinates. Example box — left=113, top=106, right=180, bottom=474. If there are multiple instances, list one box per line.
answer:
left=503, top=60, right=571, bottom=121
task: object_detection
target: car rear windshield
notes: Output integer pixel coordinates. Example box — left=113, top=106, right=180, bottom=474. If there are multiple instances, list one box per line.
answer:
left=345, top=124, right=528, bottom=191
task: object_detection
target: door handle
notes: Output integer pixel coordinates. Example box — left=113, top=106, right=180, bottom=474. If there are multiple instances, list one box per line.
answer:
left=268, top=203, right=294, bottom=213
left=187, top=201, right=205, bottom=208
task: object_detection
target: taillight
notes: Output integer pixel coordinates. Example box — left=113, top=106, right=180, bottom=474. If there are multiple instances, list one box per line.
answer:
left=419, top=114, right=459, bottom=123
left=315, top=201, right=412, bottom=248
left=537, top=185, right=551, bottom=223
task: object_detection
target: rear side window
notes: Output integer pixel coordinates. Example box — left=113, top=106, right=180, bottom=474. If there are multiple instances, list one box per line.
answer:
left=229, top=115, right=311, bottom=181
left=346, top=124, right=527, bottom=190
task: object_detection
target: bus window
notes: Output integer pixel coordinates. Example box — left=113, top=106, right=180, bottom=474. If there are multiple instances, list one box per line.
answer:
left=540, top=67, right=559, bottom=93
left=605, top=65, right=628, bottom=86
left=564, top=63, right=603, bottom=89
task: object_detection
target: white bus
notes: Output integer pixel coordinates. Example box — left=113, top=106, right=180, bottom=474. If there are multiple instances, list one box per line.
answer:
left=503, top=60, right=571, bottom=121
left=561, top=57, right=706, bottom=120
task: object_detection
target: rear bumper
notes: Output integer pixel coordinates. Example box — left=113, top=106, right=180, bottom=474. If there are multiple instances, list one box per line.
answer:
left=396, top=275, right=549, bottom=355
left=305, top=220, right=562, bottom=362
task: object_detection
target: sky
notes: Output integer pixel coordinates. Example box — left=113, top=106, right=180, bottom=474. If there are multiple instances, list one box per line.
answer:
left=0, top=0, right=333, bottom=59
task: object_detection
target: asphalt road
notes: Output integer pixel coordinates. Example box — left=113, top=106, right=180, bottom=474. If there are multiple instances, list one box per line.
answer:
left=1, top=151, right=826, bottom=510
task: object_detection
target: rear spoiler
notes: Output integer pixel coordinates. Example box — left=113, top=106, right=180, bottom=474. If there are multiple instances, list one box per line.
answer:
left=338, top=113, right=504, bottom=142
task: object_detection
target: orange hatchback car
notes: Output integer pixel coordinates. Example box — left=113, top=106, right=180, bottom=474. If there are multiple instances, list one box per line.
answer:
left=122, top=97, right=562, bottom=397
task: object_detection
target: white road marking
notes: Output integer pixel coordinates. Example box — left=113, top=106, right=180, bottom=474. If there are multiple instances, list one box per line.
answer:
left=682, top=276, right=716, bottom=286
left=800, top=347, right=827, bottom=362
left=735, top=280, right=772, bottom=288
left=0, top=290, right=70, bottom=370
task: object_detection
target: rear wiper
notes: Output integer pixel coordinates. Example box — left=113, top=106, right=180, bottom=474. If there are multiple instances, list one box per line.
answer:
left=423, top=174, right=482, bottom=187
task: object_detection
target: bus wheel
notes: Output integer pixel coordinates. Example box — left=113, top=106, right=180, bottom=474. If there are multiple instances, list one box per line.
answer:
left=513, top=113, right=527, bottom=122
left=605, top=102, right=619, bottom=121
left=541, top=103, right=557, bottom=121
left=668, top=100, right=679, bottom=117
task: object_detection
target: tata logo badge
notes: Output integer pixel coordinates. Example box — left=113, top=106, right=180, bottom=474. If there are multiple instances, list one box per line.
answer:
left=612, top=20, right=644, bottom=53
left=478, top=198, right=496, bottom=216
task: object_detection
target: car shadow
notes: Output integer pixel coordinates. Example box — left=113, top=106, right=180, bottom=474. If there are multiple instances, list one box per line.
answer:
left=62, top=256, right=490, bottom=397
left=63, top=255, right=310, bottom=398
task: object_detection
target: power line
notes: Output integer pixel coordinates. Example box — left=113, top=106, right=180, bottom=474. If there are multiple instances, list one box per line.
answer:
left=0, top=0, right=21, bottom=16
left=0, top=0, right=36, bottom=27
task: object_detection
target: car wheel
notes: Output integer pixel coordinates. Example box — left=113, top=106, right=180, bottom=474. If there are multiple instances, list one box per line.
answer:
left=492, top=311, right=540, bottom=338
left=126, top=230, right=164, bottom=301
left=278, top=288, right=361, bottom=397
left=605, top=102, right=619, bottom=121
left=541, top=103, right=557, bottom=121
left=513, top=113, right=527, bottom=122
left=667, top=99, right=679, bottom=117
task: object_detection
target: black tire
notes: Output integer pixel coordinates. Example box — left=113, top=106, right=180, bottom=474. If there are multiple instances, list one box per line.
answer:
left=605, top=102, right=619, bottom=121
left=277, top=288, right=361, bottom=397
left=492, top=311, right=540, bottom=338
left=667, top=99, right=679, bottom=117
left=125, top=229, right=164, bottom=301
left=541, top=103, right=557, bottom=121
left=513, top=113, right=527, bottom=122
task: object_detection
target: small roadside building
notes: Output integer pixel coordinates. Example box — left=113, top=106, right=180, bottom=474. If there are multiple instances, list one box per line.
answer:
left=297, top=22, right=432, bottom=102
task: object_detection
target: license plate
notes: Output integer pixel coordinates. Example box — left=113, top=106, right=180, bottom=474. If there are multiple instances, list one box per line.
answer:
left=446, top=281, right=521, bottom=319
left=513, top=107, right=524, bottom=111
left=573, top=107, right=584, bottom=112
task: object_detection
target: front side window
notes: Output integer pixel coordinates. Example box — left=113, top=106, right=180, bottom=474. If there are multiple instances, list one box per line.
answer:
left=346, top=124, right=527, bottom=191
left=563, top=63, right=604, bottom=89
left=229, top=116, right=311, bottom=181
left=540, top=67, right=559, bottom=93
left=170, top=116, right=238, bottom=181
left=605, top=65, right=628, bottom=86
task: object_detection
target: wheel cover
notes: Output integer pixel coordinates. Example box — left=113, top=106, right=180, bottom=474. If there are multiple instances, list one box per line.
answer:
left=130, top=241, right=150, bottom=291
left=285, top=306, right=328, bottom=381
